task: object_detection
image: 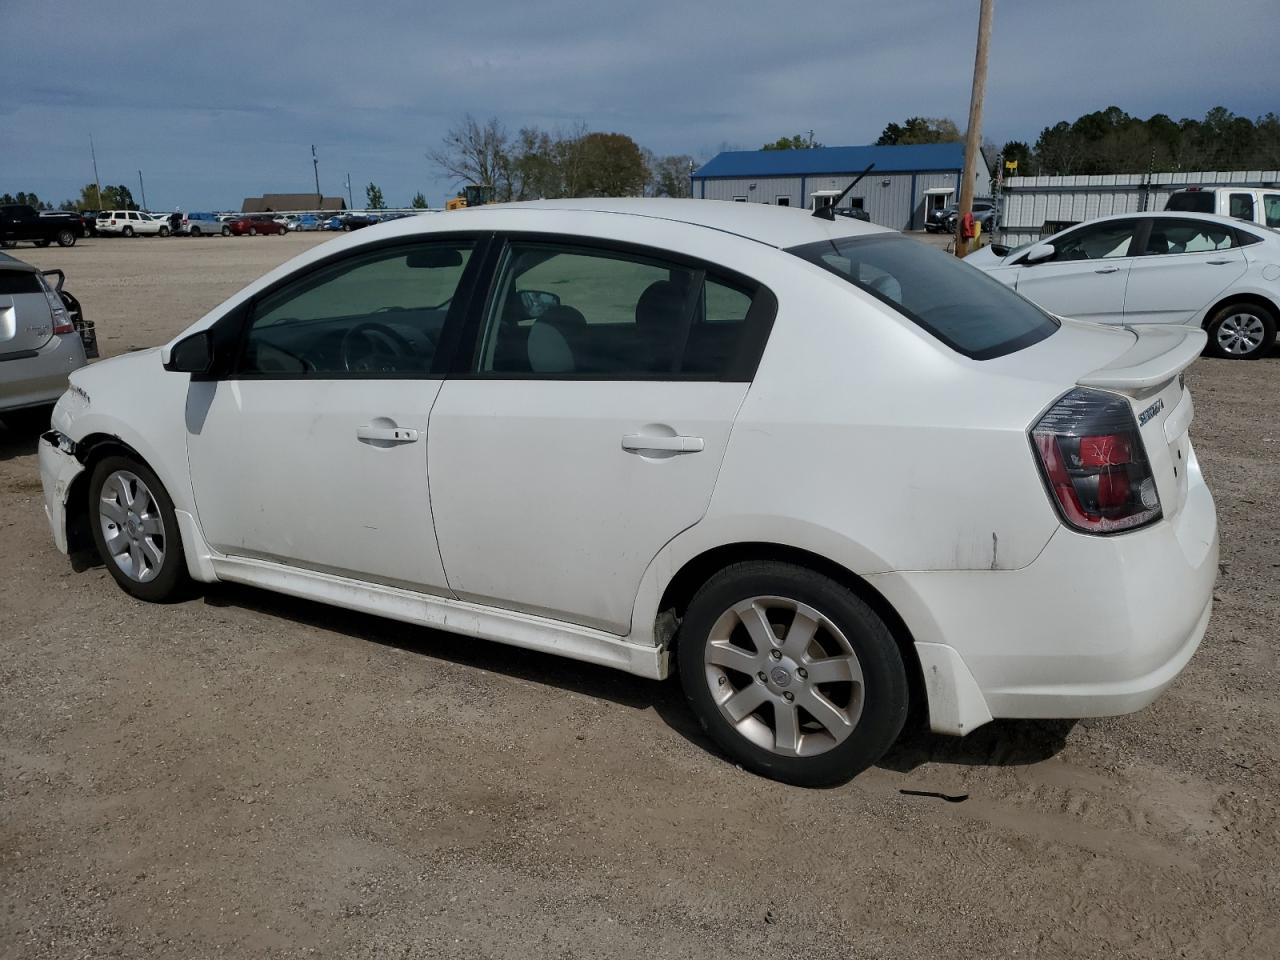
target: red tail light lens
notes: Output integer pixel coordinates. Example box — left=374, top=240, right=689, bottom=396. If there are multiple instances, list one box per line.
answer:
left=1031, top=388, right=1161, bottom=534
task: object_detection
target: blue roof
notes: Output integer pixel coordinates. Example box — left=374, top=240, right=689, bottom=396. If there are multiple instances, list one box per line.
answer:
left=693, top=142, right=969, bottom=179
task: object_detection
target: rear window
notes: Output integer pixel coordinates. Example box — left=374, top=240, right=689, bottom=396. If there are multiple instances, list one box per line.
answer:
left=1165, top=192, right=1214, bottom=214
left=788, top=234, right=1058, bottom=360
left=0, top=271, right=42, bottom=295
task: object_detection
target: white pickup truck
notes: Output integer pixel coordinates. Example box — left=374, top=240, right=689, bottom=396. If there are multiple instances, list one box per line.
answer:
left=1165, top=187, right=1280, bottom=229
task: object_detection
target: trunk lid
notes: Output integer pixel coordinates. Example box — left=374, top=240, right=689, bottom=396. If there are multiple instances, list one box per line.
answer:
left=0, top=268, right=54, bottom=354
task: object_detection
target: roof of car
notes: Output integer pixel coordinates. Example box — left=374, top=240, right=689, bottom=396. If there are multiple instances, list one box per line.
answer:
left=448, top=197, right=894, bottom=248
left=1084, top=210, right=1271, bottom=231
left=693, top=143, right=970, bottom=178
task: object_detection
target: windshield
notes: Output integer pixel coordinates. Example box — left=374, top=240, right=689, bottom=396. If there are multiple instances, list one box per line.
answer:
left=788, top=234, right=1059, bottom=360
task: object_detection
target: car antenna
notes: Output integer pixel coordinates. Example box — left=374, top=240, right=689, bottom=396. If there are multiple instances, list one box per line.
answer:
left=812, top=162, right=875, bottom=221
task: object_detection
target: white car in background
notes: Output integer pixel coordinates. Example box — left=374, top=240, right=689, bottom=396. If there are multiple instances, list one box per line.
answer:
left=37, top=200, right=1217, bottom=786
left=967, top=212, right=1279, bottom=359
left=95, top=210, right=169, bottom=238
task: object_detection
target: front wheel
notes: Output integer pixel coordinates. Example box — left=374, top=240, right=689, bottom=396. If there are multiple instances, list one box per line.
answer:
left=1206, top=302, right=1276, bottom=360
left=88, top=456, right=189, bottom=602
left=158, top=226, right=170, bottom=237
left=221, top=225, right=230, bottom=237
left=248, top=227, right=257, bottom=236
left=56, top=228, right=76, bottom=247
left=677, top=561, right=909, bottom=787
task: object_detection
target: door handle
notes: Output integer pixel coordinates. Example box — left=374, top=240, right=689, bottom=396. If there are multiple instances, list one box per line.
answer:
left=356, top=425, right=419, bottom=443
left=1205, top=259, right=1233, bottom=265
left=1094, top=266, right=1120, bottom=274
left=621, top=434, right=704, bottom=453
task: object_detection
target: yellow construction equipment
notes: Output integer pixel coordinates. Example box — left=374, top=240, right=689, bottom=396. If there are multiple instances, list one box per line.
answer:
left=445, top=184, right=495, bottom=211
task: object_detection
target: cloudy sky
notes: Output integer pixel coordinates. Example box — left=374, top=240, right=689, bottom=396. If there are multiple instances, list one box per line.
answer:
left=4, top=0, right=1275, bottom=211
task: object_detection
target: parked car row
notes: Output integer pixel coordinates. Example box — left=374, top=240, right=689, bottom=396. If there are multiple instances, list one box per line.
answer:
left=925, top=200, right=999, bottom=234
left=966, top=210, right=1280, bottom=359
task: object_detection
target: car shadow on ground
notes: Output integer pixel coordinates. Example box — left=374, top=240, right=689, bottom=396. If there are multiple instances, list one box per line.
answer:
left=0, top=417, right=46, bottom=462
left=203, top=581, right=1074, bottom=777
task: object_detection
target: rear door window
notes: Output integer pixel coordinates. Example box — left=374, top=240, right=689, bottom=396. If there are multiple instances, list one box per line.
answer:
left=473, top=240, right=770, bottom=380
left=788, top=233, right=1057, bottom=360
left=0, top=271, right=42, bottom=295
left=1143, top=219, right=1235, bottom=255
left=1229, top=193, right=1255, bottom=220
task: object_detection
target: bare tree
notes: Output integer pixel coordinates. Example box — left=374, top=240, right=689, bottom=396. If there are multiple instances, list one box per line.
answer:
left=428, top=115, right=509, bottom=195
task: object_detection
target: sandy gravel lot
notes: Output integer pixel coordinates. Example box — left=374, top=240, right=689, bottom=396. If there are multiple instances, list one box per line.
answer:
left=2, top=233, right=1278, bottom=959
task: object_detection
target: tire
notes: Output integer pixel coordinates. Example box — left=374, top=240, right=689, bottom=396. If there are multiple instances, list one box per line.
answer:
left=190, top=226, right=202, bottom=237
left=342, top=224, right=351, bottom=231
left=56, top=228, right=76, bottom=247
left=158, top=226, right=170, bottom=237
left=122, top=226, right=134, bottom=238
left=221, top=226, right=230, bottom=237
left=1205, top=301, right=1276, bottom=360
left=88, top=455, right=189, bottom=602
left=677, top=561, right=909, bottom=787
left=248, top=227, right=257, bottom=236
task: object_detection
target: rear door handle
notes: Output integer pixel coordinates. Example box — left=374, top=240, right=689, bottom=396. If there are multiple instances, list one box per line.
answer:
left=1205, top=259, right=1233, bottom=265
left=1094, top=266, right=1120, bottom=274
left=621, top=434, right=704, bottom=453
left=356, top=425, right=419, bottom=443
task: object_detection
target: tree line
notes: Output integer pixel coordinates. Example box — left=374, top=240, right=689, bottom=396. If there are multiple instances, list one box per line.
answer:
left=429, top=115, right=694, bottom=202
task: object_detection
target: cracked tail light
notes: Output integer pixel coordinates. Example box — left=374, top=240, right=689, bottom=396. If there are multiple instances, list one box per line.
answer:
left=1031, top=388, right=1161, bottom=534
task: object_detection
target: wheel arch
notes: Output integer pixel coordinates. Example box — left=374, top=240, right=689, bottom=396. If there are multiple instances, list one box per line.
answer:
left=656, top=541, right=927, bottom=724
left=1202, top=290, right=1278, bottom=328
left=64, top=432, right=148, bottom=558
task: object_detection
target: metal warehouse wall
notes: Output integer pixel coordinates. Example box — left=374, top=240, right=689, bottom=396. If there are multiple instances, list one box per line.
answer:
left=695, top=169, right=970, bottom=230
left=999, top=169, right=1280, bottom=244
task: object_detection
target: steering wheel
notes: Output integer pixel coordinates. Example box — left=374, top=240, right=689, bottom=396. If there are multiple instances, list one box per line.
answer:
left=341, top=321, right=415, bottom=373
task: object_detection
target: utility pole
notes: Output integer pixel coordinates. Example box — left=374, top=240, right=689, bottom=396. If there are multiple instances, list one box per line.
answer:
left=312, top=145, right=320, bottom=203
left=89, top=134, right=103, bottom=209
left=954, top=0, right=993, bottom=258
left=138, top=170, right=148, bottom=212
left=346, top=172, right=353, bottom=209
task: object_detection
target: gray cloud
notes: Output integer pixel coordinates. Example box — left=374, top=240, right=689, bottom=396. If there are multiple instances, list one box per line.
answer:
left=3, top=0, right=1275, bottom=210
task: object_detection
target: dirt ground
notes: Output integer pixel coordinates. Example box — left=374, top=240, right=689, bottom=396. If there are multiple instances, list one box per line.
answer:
left=2, top=233, right=1278, bottom=959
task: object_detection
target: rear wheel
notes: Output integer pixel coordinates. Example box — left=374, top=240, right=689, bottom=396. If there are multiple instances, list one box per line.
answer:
left=88, top=456, right=189, bottom=602
left=190, top=226, right=202, bottom=237
left=1206, top=302, right=1276, bottom=360
left=122, top=226, right=134, bottom=238
left=677, top=561, right=909, bottom=787
left=56, top=228, right=76, bottom=247
left=248, top=227, right=257, bottom=236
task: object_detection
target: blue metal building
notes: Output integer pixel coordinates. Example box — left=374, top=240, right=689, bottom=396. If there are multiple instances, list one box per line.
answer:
left=690, top=143, right=989, bottom=231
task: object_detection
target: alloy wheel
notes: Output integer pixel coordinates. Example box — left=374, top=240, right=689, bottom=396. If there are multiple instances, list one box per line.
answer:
left=98, top=469, right=166, bottom=583
left=702, top=596, right=864, bottom=758
left=1216, top=312, right=1267, bottom=356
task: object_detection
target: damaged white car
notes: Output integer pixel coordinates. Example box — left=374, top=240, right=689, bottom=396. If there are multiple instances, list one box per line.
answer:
left=39, top=199, right=1217, bottom=785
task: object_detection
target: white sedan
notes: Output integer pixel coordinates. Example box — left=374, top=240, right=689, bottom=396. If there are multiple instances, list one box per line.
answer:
left=37, top=200, right=1218, bottom=786
left=966, top=211, right=1279, bottom=359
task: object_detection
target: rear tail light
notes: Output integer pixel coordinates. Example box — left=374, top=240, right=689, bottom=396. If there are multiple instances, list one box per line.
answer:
left=36, top=273, right=75, bottom=335
left=1031, top=388, right=1161, bottom=534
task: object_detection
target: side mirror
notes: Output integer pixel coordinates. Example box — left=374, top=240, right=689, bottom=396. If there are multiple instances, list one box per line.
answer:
left=1024, top=243, right=1056, bottom=264
left=164, top=330, right=214, bottom=374
left=988, top=243, right=1010, bottom=258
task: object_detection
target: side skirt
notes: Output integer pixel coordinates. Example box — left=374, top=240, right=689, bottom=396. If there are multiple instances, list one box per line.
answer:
left=210, top=555, right=669, bottom=680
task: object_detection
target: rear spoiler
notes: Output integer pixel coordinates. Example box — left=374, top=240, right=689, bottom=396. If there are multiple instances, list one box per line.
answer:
left=1077, top=324, right=1206, bottom=393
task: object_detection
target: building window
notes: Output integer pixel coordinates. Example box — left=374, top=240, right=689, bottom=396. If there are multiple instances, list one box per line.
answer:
left=732, top=196, right=748, bottom=202
left=776, top=197, right=790, bottom=207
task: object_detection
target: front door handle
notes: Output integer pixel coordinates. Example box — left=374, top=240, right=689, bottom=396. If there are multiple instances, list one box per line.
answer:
left=1094, top=266, right=1120, bottom=274
left=356, top=424, right=419, bottom=443
left=621, top=434, right=704, bottom=453
left=1205, top=259, right=1233, bottom=265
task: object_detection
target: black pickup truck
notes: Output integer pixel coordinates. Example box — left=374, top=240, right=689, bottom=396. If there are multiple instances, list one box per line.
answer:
left=0, top=205, right=83, bottom=248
